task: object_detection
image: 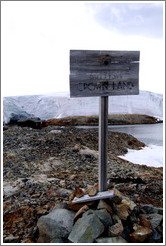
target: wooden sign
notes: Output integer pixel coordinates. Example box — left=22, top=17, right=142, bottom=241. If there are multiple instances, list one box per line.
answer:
left=69, top=50, right=140, bottom=192
left=70, top=50, right=140, bottom=97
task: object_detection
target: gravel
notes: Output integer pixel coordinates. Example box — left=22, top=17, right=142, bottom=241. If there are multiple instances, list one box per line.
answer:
left=3, top=125, right=163, bottom=243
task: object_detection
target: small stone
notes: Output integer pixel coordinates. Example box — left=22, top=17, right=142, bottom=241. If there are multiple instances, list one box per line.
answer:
left=4, top=236, right=20, bottom=243
left=74, top=188, right=85, bottom=198
left=141, top=204, right=159, bottom=214
left=50, top=238, right=67, bottom=243
left=121, top=198, right=136, bottom=211
left=112, top=214, right=121, bottom=224
left=36, top=207, right=48, bottom=215
left=96, top=236, right=128, bottom=243
left=67, top=201, right=96, bottom=211
left=146, top=228, right=162, bottom=243
left=88, top=187, right=97, bottom=196
left=59, top=180, right=66, bottom=188
left=157, top=208, right=163, bottom=215
left=69, top=174, right=77, bottom=180
left=130, top=226, right=152, bottom=243
left=145, top=213, right=163, bottom=229
left=111, top=188, right=136, bottom=211
left=114, top=203, right=130, bottom=220
left=49, top=130, right=62, bottom=134
left=110, top=195, right=122, bottom=204
left=108, top=221, right=124, bottom=237
left=139, top=215, right=151, bottom=228
left=21, top=238, right=34, bottom=243
left=74, top=205, right=89, bottom=222
left=133, top=224, right=142, bottom=231
left=121, top=225, right=133, bottom=242
left=109, top=189, right=122, bottom=204
left=129, top=209, right=140, bottom=224
left=97, top=200, right=113, bottom=216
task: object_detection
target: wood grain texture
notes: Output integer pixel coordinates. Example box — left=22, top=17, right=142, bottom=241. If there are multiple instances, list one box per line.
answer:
left=72, top=190, right=114, bottom=204
left=70, top=50, right=140, bottom=97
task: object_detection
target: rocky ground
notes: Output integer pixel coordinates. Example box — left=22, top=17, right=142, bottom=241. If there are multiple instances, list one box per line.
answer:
left=3, top=124, right=163, bottom=243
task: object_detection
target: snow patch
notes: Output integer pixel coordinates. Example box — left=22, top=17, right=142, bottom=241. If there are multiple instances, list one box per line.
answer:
left=118, top=145, right=163, bottom=168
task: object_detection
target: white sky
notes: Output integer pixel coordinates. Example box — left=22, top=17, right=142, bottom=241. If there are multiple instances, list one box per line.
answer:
left=1, top=1, right=165, bottom=97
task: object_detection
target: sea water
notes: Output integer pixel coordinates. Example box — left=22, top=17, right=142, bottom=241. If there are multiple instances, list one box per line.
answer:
left=76, top=123, right=163, bottom=167
left=108, top=123, right=163, bottom=146
left=76, top=123, right=163, bottom=146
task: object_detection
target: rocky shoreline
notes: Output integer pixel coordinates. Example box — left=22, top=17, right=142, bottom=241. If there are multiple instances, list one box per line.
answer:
left=3, top=124, right=163, bottom=243
left=47, top=114, right=162, bottom=126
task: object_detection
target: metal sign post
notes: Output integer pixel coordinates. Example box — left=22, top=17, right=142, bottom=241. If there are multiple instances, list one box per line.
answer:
left=70, top=49, right=140, bottom=192
left=99, top=96, right=108, bottom=191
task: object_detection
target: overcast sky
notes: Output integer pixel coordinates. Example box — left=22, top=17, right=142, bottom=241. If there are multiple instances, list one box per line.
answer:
left=1, top=1, right=165, bottom=97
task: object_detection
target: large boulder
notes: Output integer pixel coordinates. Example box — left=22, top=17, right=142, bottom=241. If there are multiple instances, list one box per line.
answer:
left=93, top=209, right=113, bottom=229
left=37, top=208, right=75, bottom=243
left=68, top=213, right=104, bottom=243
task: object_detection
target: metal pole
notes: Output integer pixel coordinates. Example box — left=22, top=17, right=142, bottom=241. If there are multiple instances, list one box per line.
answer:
left=99, top=96, right=108, bottom=192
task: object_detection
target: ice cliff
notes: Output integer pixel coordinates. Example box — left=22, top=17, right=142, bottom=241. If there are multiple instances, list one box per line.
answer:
left=3, top=90, right=163, bottom=124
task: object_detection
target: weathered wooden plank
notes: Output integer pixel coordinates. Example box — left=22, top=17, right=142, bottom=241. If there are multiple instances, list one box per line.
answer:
left=70, top=66, right=139, bottom=83
left=70, top=50, right=140, bottom=64
left=70, top=50, right=139, bottom=97
left=99, top=96, right=108, bottom=192
left=70, top=79, right=139, bottom=97
left=72, top=190, right=114, bottom=204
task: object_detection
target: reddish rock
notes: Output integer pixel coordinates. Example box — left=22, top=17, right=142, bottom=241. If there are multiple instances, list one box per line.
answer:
left=67, top=201, right=96, bottom=211
left=21, top=238, right=34, bottom=243
left=74, top=188, right=85, bottom=198
left=139, top=215, right=151, bottom=228
left=130, top=226, right=152, bottom=243
left=74, top=205, right=89, bottom=222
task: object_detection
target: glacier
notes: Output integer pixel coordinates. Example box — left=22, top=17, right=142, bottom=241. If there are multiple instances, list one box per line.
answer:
left=3, top=90, right=163, bottom=124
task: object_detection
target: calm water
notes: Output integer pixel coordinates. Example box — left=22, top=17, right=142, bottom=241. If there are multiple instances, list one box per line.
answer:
left=76, top=123, right=163, bottom=146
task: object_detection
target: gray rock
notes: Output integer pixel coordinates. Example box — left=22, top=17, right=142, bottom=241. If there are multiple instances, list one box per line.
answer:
left=82, top=209, right=95, bottom=217
left=141, top=204, right=163, bottom=215
left=37, top=208, right=75, bottom=243
left=96, top=236, right=128, bottom=243
left=51, top=202, right=68, bottom=210
left=145, top=213, right=163, bottom=229
left=112, top=214, right=121, bottom=223
left=3, top=125, right=8, bottom=131
left=82, top=208, right=113, bottom=228
left=50, top=238, right=68, bottom=243
left=68, top=213, right=104, bottom=243
left=157, top=208, right=163, bottom=215
left=94, top=209, right=113, bottom=228
left=146, top=228, right=162, bottom=243
left=97, top=199, right=113, bottom=215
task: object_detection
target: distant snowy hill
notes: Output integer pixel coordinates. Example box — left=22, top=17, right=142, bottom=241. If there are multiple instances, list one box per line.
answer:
left=3, top=90, right=163, bottom=124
